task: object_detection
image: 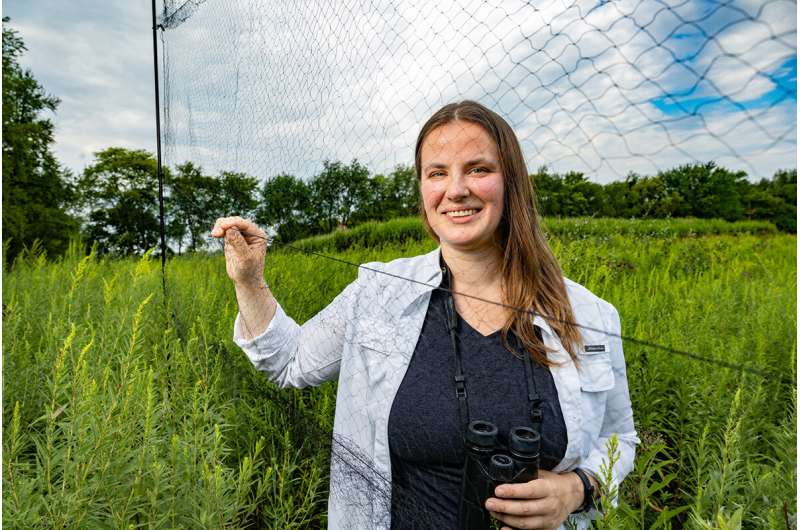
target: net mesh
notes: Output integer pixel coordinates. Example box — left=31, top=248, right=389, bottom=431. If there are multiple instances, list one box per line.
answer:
left=157, top=1, right=796, bottom=527
left=160, top=0, right=796, bottom=182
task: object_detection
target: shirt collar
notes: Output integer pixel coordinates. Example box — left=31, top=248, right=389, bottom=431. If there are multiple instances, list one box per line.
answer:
left=401, top=247, right=555, bottom=338
left=397, top=247, right=442, bottom=316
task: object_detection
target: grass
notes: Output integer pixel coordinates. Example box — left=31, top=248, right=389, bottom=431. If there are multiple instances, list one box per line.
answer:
left=3, top=219, right=795, bottom=528
left=287, top=216, right=777, bottom=253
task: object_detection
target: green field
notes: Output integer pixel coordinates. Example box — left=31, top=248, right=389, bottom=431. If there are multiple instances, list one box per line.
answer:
left=3, top=218, right=796, bottom=528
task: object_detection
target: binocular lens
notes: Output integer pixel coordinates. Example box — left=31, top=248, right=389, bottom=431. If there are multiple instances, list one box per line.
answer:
left=509, top=426, right=540, bottom=456
left=491, top=454, right=512, bottom=465
left=489, top=454, right=515, bottom=482
left=466, top=420, right=499, bottom=448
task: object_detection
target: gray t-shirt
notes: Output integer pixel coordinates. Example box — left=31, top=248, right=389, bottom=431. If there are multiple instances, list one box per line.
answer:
left=388, top=287, right=568, bottom=529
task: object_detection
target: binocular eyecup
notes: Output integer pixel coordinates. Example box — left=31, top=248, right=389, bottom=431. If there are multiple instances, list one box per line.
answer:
left=458, top=420, right=541, bottom=530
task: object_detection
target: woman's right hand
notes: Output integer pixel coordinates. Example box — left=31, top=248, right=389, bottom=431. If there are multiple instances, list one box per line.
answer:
left=211, top=216, right=268, bottom=289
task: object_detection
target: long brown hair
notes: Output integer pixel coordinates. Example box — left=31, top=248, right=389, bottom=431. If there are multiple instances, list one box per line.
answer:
left=414, top=100, right=582, bottom=364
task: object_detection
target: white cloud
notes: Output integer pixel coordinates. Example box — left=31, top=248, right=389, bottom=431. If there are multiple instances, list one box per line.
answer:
left=5, top=1, right=157, bottom=172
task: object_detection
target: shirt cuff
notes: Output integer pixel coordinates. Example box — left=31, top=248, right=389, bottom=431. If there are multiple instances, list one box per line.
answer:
left=232, top=303, right=284, bottom=347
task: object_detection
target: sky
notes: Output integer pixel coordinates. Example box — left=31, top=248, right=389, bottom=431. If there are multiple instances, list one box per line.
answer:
left=4, top=0, right=797, bottom=183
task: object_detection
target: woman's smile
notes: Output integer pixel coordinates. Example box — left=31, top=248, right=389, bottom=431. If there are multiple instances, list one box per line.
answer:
left=442, top=207, right=482, bottom=223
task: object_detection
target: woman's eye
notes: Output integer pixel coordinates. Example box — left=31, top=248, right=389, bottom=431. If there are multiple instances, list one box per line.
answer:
left=429, top=171, right=445, bottom=178
left=469, top=167, right=488, bottom=174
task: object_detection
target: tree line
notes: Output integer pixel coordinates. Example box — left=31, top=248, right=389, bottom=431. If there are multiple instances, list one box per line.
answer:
left=533, top=164, right=795, bottom=232
left=10, top=143, right=796, bottom=259
left=2, top=18, right=796, bottom=261
left=74, top=150, right=419, bottom=255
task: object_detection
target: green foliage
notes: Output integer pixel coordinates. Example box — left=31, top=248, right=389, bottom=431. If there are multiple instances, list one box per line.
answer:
left=290, top=216, right=776, bottom=253
left=289, top=217, right=429, bottom=252
left=216, top=170, right=259, bottom=220
left=594, top=434, right=622, bottom=529
left=308, top=159, right=371, bottom=233
left=257, top=164, right=418, bottom=244
left=76, top=154, right=260, bottom=256
left=168, top=161, right=223, bottom=253
left=355, top=165, right=419, bottom=223
left=10, top=124, right=793, bottom=257
left=256, top=174, right=312, bottom=243
left=168, top=165, right=258, bottom=253
left=619, top=173, right=685, bottom=218
left=532, top=167, right=605, bottom=217
left=659, top=162, right=746, bottom=221
left=4, top=222, right=794, bottom=527
left=742, top=169, right=796, bottom=232
left=76, top=147, right=163, bottom=255
left=2, top=17, right=78, bottom=261
left=530, top=163, right=794, bottom=231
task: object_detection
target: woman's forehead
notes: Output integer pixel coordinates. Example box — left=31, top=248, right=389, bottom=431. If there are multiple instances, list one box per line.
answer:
left=421, top=121, right=498, bottom=160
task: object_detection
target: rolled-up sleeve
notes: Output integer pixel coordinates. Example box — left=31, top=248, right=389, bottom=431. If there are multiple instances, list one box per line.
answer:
left=580, top=302, right=640, bottom=502
left=233, top=275, right=362, bottom=389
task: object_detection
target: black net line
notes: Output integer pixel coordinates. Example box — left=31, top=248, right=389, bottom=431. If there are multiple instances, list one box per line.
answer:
left=217, top=230, right=794, bottom=529
left=223, top=232, right=795, bottom=387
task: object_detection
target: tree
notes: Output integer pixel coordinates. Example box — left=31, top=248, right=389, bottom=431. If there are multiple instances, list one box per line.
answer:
left=2, top=17, right=77, bottom=261
left=77, top=148, right=162, bottom=255
left=215, top=171, right=259, bottom=221
left=351, top=164, right=419, bottom=224
left=561, top=171, right=604, bottom=216
left=742, top=169, right=796, bottom=232
left=166, top=164, right=259, bottom=252
left=308, top=160, right=370, bottom=232
left=357, top=173, right=391, bottom=223
left=767, top=169, right=796, bottom=232
left=530, top=167, right=603, bottom=217
left=387, top=164, right=419, bottom=217
left=600, top=177, right=635, bottom=218
left=531, top=166, right=563, bottom=216
left=256, top=173, right=312, bottom=243
left=168, top=162, right=220, bottom=253
left=659, top=162, right=746, bottom=221
left=625, top=174, right=684, bottom=218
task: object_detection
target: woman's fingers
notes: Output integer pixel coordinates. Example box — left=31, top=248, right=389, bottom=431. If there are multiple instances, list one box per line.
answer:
left=214, top=217, right=268, bottom=285
left=212, top=216, right=265, bottom=239
left=224, top=226, right=249, bottom=254
left=486, top=496, right=550, bottom=516
left=485, top=473, right=565, bottom=529
left=489, top=510, right=549, bottom=529
left=494, top=479, right=548, bottom=499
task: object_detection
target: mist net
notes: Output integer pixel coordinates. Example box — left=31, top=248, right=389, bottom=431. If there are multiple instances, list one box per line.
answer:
left=157, top=0, right=796, bottom=527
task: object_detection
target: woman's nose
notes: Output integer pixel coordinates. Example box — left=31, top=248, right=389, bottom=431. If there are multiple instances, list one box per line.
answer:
left=445, top=173, right=469, bottom=200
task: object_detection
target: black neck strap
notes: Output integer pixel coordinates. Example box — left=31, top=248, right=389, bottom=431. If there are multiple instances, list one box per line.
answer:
left=439, top=261, right=543, bottom=435
left=441, top=263, right=469, bottom=432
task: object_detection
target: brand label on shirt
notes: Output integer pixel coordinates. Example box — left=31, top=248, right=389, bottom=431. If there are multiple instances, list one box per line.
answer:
left=584, top=344, right=606, bottom=353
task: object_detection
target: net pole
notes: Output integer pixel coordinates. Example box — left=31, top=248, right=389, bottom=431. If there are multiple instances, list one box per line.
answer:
left=151, top=0, right=168, bottom=285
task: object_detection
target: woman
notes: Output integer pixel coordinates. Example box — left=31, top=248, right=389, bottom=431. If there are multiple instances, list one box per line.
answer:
left=212, top=101, right=639, bottom=530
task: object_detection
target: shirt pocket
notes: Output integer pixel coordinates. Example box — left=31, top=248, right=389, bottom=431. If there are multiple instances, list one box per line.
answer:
left=577, top=340, right=615, bottom=392
left=355, top=317, right=394, bottom=357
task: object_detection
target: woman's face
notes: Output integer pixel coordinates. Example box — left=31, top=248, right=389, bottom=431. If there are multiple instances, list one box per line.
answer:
left=419, top=120, right=505, bottom=253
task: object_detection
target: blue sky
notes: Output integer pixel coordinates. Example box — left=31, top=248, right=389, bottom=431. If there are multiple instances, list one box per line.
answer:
left=4, top=0, right=797, bottom=183
left=650, top=56, right=796, bottom=114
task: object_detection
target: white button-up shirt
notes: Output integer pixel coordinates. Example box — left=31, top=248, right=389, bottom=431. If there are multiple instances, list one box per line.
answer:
left=234, top=247, right=639, bottom=529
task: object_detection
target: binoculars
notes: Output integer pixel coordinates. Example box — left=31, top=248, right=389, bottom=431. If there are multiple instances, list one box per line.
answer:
left=458, top=420, right=541, bottom=530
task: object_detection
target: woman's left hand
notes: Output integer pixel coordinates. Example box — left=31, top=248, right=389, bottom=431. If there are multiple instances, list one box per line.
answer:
left=484, top=469, right=584, bottom=530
